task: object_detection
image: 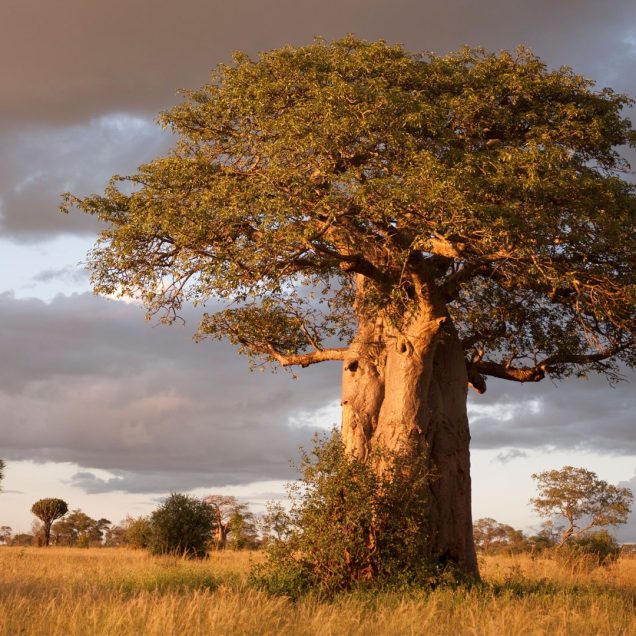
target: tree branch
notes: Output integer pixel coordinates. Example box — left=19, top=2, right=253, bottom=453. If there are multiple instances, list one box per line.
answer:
left=266, top=346, right=349, bottom=368
left=470, top=360, right=546, bottom=383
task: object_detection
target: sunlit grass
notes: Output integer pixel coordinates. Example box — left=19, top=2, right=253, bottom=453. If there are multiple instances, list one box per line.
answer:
left=1, top=547, right=634, bottom=635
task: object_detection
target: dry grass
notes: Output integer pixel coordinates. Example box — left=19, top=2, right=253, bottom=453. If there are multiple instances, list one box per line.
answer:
left=1, top=547, right=635, bottom=635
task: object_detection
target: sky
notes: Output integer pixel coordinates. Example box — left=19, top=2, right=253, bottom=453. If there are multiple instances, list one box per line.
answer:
left=1, top=0, right=635, bottom=539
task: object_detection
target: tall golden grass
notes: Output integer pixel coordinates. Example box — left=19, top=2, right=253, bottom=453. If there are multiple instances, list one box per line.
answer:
left=1, top=547, right=634, bottom=635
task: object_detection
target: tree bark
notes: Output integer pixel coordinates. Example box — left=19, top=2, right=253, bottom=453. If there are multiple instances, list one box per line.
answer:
left=341, top=304, right=479, bottom=578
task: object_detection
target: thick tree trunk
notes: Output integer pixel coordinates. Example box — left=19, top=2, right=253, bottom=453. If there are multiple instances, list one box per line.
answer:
left=341, top=307, right=479, bottom=578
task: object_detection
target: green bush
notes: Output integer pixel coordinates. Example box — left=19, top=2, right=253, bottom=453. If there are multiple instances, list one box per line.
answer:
left=148, top=493, right=215, bottom=558
left=123, top=516, right=152, bottom=549
left=251, top=432, right=438, bottom=598
left=571, top=530, right=621, bottom=565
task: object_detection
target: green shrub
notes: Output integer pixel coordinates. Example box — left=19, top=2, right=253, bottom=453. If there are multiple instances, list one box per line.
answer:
left=552, top=529, right=621, bottom=570
left=123, top=516, right=152, bottom=549
left=571, top=529, right=621, bottom=565
left=251, top=432, right=438, bottom=598
left=148, top=493, right=215, bottom=558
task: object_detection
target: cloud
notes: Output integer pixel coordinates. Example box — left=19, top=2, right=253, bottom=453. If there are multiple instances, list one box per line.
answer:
left=0, top=115, right=172, bottom=239
left=2, top=1, right=636, bottom=240
left=2, top=1, right=636, bottom=125
left=32, top=265, right=88, bottom=285
left=469, top=374, right=636, bottom=455
left=0, top=292, right=340, bottom=491
left=0, top=291, right=633, bottom=495
left=493, top=449, right=529, bottom=464
left=616, top=471, right=636, bottom=543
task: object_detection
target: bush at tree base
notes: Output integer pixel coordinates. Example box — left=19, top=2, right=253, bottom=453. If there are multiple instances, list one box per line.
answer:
left=148, top=493, right=216, bottom=558
left=251, top=432, right=462, bottom=598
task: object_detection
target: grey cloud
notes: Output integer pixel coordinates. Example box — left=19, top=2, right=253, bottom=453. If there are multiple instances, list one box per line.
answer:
left=67, top=470, right=265, bottom=495
left=615, top=471, right=636, bottom=543
left=0, top=292, right=634, bottom=495
left=2, top=1, right=636, bottom=239
left=0, top=115, right=172, bottom=238
left=32, top=265, right=88, bottom=284
left=469, top=373, right=636, bottom=455
left=2, top=0, right=635, bottom=126
left=493, top=449, right=528, bottom=464
left=0, top=292, right=339, bottom=488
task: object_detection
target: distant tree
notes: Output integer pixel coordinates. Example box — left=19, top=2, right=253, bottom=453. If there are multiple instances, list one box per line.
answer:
left=260, top=501, right=291, bottom=545
left=472, top=518, right=527, bottom=554
left=228, top=508, right=259, bottom=550
left=9, top=533, right=34, bottom=547
left=122, top=515, right=152, bottom=549
left=31, top=498, right=68, bottom=547
left=103, top=522, right=127, bottom=547
left=527, top=520, right=561, bottom=552
left=204, top=495, right=244, bottom=549
left=531, top=466, right=633, bottom=547
left=51, top=510, right=111, bottom=547
left=0, top=525, right=12, bottom=544
left=149, top=493, right=216, bottom=558
left=0, top=459, right=5, bottom=489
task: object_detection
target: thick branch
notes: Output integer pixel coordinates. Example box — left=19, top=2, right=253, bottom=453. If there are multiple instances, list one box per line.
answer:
left=267, top=346, right=349, bottom=368
left=538, top=340, right=634, bottom=371
left=471, top=360, right=546, bottom=383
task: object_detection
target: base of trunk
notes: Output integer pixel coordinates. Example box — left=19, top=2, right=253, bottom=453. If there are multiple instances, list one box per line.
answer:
left=341, top=315, right=479, bottom=578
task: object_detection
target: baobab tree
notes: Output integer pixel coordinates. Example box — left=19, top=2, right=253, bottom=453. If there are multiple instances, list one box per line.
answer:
left=65, top=38, right=636, bottom=577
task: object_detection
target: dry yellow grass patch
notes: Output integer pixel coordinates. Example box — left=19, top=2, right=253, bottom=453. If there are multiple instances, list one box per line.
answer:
left=0, top=547, right=634, bottom=635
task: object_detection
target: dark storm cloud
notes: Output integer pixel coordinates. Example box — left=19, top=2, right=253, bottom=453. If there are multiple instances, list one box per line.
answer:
left=0, top=292, right=634, bottom=494
left=0, top=292, right=339, bottom=489
left=2, top=0, right=636, bottom=238
left=2, top=0, right=635, bottom=125
left=469, top=372, right=636, bottom=454
left=0, top=115, right=172, bottom=238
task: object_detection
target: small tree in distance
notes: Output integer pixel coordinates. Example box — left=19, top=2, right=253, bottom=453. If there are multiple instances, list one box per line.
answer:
left=472, top=518, right=527, bottom=554
left=204, top=495, right=254, bottom=549
left=31, top=498, right=68, bottom=547
left=531, top=466, right=633, bottom=547
left=148, top=493, right=215, bottom=558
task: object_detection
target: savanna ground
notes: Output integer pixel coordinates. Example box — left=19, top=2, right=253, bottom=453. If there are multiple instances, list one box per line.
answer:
left=1, top=547, right=634, bottom=635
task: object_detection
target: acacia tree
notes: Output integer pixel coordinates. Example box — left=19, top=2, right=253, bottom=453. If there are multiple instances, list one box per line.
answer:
left=65, top=38, right=636, bottom=577
left=31, top=498, right=68, bottom=547
left=531, top=466, right=633, bottom=547
left=472, top=518, right=527, bottom=554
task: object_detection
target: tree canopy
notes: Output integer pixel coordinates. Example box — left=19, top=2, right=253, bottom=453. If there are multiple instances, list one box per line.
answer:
left=65, top=37, right=636, bottom=389
left=31, top=498, right=69, bottom=547
left=531, top=466, right=633, bottom=546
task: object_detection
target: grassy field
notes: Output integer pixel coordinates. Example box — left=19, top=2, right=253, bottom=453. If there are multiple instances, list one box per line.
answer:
left=1, top=547, right=635, bottom=635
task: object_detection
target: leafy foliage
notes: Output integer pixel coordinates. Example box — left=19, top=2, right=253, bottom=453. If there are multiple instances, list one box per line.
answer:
left=148, top=493, right=215, bottom=558
left=531, top=466, right=633, bottom=546
left=120, top=515, right=153, bottom=549
left=570, top=529, right=621, bottom=565
left=51, top=509, right=111, bottom=547
left=66, top=37, right=636, bottom=386
left=252, top=432, right=437, bottom=597
left=473, top=518, right=528, bottom=554
left=31, top=498, right=68, bottom=547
